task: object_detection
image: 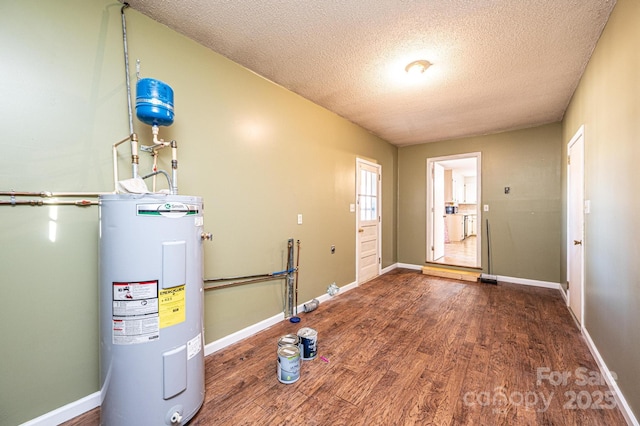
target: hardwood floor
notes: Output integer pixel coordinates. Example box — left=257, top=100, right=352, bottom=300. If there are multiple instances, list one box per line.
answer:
left=435, top=235, right=478, bottom=268
left=64, top=269, right=627, bottom=425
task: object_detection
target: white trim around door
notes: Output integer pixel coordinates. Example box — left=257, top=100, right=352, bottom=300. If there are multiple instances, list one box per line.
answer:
left=426, top=152, right=482, bottom=268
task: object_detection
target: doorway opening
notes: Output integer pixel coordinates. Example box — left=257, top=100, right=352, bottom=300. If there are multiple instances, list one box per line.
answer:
left=426, top=153, right=481, bottom=268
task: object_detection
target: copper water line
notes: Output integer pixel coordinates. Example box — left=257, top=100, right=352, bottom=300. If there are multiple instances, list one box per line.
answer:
left=0, top=199, right=97, bottom=206
left=0, top=191, right=106, bottom=198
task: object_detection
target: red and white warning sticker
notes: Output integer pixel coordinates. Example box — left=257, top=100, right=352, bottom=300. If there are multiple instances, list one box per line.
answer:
left=112, top=281, right=160, bottom=345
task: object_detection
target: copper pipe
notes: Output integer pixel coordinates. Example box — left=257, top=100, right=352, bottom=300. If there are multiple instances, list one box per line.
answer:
left=0, top=199, right=97, bottom=206
left=0, top=191, right=107, bottom=198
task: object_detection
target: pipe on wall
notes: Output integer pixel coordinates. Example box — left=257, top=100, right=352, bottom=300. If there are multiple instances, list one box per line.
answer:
left=203, top=274, right=286, bottom=291
left=0, top=199, right=97, bottom=206
left=0, top=191, right=106, bottom=198
left=120, top=2, right=138, bottom=179
left=0, top=190, right=107, bottom=207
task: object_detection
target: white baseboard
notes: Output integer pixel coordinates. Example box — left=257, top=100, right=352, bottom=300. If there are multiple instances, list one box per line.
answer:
left=394, top=263, right=561, bottom=290
left=20, top=391, right=100, bottom=426
left=559, top=285, right=568, bottom=303
left=582, top=327, right=639, bottom=426
left=333, top=280, right=358, bottom=296
left=496, top=275, right=560, bottom=289
left=204, top=279, right=358, bottom=356
left=381, top=263, right=397, bottom=274
left=395, top=262, right=422, bottom=270
left=204, top=311, right=285, bottom=356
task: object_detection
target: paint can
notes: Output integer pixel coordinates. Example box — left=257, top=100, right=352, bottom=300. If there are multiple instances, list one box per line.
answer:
left=278, top=334, right=300, bottom=348
left=277, top=344, right=301, bottom=384
left=297, top=327, right=318, bottom=360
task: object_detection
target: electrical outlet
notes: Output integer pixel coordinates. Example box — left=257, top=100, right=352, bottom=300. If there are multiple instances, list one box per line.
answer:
left=297, top=214, right=303, bottom=225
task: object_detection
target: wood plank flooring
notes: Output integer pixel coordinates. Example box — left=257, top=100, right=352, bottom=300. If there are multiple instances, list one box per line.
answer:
left=64, top=269, right=627, bottom=425
left=434, top=236, right=478, bottom=268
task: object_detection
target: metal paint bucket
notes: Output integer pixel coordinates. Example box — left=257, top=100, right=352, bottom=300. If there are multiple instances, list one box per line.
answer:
left=297, top=327, right=318, bottom=360
left=278, top=334, right=299, bottom=348
left=277, top=344, right=301, bottom=384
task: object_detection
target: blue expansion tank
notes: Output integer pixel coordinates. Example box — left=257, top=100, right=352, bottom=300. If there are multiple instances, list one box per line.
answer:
left=135, top=78, right=175, bottom=127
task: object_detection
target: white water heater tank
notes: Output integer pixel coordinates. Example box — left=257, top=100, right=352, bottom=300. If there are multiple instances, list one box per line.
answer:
left=99, top=194, right=205, bottom=425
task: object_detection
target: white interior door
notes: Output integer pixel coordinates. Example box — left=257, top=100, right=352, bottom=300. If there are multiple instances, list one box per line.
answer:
left=433, top=163, right=445, bottom=260
left=356, top=160, right=381, bottom=284
left=568, top=126, right=585, bottom=325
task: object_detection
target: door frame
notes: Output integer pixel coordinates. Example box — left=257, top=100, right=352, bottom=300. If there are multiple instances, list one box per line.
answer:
left=567, top=125, right=585, bottom=325
left=432, top=163, right=446, bottom=260
left=426, top=152, right=482, bottom=266
left=355, top=158, right=382, bottom=284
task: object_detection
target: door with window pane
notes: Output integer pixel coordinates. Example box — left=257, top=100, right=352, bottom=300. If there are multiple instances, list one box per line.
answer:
left=357, top=159, right=381, bottom=284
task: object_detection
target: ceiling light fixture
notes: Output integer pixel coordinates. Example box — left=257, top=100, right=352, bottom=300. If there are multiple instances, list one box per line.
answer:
left=405, top=59, right=432, bottom=75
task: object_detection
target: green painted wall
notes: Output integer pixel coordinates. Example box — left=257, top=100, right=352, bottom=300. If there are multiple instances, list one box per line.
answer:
left=0, top=1, right=397, bottom=424
left=4, top=0, right=639, bottom=423
left=562, top=0, right=640, bottom=418
left=398, top=123, right=563, bottom=283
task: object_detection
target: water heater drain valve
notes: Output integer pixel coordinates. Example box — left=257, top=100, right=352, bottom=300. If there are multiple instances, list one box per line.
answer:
left=170, top=412, right=183, bottom=424
left=165, top=405, right=184, bottom=425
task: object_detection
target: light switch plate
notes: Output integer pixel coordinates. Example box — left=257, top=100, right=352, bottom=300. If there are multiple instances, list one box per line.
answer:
left=483, top=204, right=489, bottom=212
left=297, top=214, right=303, bottom=224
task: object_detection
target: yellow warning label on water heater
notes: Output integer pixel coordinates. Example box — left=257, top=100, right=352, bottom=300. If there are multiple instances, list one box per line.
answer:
left=159, top=285, right=186, bottom=328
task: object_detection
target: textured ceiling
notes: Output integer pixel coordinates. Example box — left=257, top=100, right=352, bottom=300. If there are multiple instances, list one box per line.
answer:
left=124, top=0, right=616, bottom=146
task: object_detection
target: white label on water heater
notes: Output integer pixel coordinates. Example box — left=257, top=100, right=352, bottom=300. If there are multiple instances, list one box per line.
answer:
left=136, top=203, right=200, bottom=218
left=112, top=281, right=160, bottom=345
left=187, top=333, right=202, bottom=360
